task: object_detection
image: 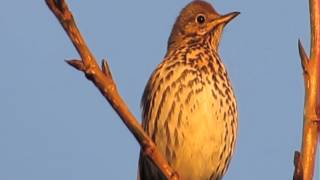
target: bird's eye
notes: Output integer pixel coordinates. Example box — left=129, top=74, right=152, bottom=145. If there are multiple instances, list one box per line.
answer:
left=196, top=14, right=206, bottom=24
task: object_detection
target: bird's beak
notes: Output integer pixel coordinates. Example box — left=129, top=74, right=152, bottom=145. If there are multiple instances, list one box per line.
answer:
left=209, top=11, right=240, bottom=28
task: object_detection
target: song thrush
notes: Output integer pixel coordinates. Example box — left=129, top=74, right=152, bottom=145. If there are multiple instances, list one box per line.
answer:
left=139, top=1, right=239, bottom=179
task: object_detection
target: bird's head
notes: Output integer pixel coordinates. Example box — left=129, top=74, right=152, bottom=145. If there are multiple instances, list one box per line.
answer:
left=167, top=0, right=239, bottom=52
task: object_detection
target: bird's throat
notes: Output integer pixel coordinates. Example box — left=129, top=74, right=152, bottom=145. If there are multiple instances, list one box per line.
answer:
left=208, top=25, right=224, bottom=52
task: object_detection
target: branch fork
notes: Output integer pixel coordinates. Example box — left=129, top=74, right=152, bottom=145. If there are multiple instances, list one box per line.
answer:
left=45, top=0, right=180, bottom=179
left=294, top=0, right=320, bottom=179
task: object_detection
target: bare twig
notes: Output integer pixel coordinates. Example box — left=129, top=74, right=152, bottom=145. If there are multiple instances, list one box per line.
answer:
left=294, top=0, right=320, bottom=179
left=45, top=0, right=180, bottom=179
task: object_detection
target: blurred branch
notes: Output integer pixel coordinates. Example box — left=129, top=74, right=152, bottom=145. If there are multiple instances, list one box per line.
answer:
left=45, top=0, right=180, bottom=179
left=294, top=0, right=320, bottom=179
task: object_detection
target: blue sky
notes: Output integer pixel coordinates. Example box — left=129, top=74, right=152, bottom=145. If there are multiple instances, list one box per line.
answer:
left=0, top=0, right=318, bottom=179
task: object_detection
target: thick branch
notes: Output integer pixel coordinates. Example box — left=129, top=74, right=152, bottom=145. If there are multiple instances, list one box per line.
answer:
left=45, top=0, right=180, bottom=179
left=294, top=0, right=320, bottom=179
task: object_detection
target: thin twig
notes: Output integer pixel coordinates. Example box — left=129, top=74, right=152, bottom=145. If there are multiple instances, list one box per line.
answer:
left=45, top=0, right=180, bottom=179
left=294, top=0, right=320, bottom=179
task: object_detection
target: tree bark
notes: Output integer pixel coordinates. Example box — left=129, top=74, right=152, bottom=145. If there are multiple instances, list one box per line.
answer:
left=294, top=0, right=320, bottom=179
left=45, top=0, right=180, bottom=179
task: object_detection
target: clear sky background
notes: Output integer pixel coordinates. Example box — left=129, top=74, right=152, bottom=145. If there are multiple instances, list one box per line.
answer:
left=0, top=0, right=319, bottom=180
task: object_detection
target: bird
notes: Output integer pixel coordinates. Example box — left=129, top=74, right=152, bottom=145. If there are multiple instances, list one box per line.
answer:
left=138, top=0, right=239, bottom=179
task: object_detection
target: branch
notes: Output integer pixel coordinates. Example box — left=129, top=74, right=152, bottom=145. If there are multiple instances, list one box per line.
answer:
left=294, top=0, right=320, bottom=179
left=45, top=1, right=180, bottom=179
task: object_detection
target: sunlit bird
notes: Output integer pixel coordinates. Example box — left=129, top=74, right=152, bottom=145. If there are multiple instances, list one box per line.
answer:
left=139, top=1, right=239, bottom=179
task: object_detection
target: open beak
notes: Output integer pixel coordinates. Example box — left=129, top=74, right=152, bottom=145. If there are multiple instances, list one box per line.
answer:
left=209, top=11, right=240, bottom=28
